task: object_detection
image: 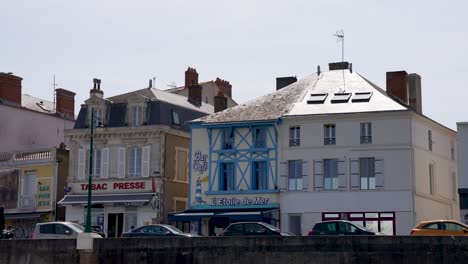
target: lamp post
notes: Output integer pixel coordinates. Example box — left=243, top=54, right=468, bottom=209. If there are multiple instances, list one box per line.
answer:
left=85, top=109, right=95, bottom=233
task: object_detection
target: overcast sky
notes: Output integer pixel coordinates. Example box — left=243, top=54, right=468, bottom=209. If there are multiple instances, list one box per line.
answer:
left=2, top=0, right=467, bottom=129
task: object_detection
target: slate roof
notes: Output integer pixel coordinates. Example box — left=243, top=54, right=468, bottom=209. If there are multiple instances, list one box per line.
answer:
left=197, top=69, right=408, bottom=124
left=21, top=94, right=55, bottom=113
left=106, top=87, right=214, bottom=114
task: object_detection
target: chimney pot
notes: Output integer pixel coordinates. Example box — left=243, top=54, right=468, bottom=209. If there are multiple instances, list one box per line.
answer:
left=90, top=78, right=104, bottom=98
left=185, top=67, right=199, bottom=89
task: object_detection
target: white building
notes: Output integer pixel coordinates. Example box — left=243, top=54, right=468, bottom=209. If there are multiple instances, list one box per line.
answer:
left=457, top=122, right=468, bottom=224
left=173, top=62, right=458, bottom=236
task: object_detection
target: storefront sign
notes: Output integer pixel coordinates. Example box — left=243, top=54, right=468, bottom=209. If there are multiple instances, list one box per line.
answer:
left=36, top=178, right=52, bottom=210
left=72, top=180, right=153, bottom=194
left=211, top=197, right=269, bottom=206
left=113, top=202, right=146, bottom=207
left=193, top=151, right=208, bottom=173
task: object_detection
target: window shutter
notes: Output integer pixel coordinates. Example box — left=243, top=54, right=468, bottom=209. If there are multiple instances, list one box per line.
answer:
left=375, top=158, right=384, bottom=189
left=153, top=142, right=161, bottom=174
left=279, top=162, right=287, bottom=191
left=101, top=148, right=109, bottom=179
left=338, top=160, right=347, bottom=190
left=118, top=147, right=126, bottom=178
left=350, top=159, right=360, bottom=190
left=77, top=149, right=86, bottom=180
left=142, top=145, right=151, bottom=177
left=302, top=161, right=309, bottom=191
left=313, top=160, right=323, bottom=191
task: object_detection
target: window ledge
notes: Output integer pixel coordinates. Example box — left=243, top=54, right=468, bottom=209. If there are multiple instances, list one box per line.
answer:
left=205, top=190, right=279, bottom=195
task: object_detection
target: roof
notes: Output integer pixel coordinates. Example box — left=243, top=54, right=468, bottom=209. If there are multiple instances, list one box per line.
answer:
left=106, top=87, right=214, bottom=114
left=22, top=94, right=54, bottom=113
left=196, top=70, right=408, bottom=124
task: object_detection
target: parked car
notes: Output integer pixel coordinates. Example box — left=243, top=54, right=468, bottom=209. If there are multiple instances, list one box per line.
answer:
left=220, top=222, right=293, bottom=236
left=31, top=221, right=99, bottom=239
left=410, top=220, right=468, bottom=236
left=307, top=220, right=378, bottom=236
left=121, top=224, right=199, bottom=238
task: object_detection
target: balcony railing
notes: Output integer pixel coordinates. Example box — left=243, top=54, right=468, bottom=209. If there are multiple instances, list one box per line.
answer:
left=0, top=149, right=54, bottom=163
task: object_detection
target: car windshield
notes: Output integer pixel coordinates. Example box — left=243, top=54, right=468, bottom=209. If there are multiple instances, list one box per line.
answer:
left=163, top=225, right=184, bottom=234
left=69, top=223, right=85, bottom=232
left=351, top=222, right=372, bottom=232
left=260, top=222, right=281, bottom=232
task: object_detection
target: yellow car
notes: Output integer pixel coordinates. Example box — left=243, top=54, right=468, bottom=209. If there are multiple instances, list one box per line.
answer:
left=410, top=220, right=468, bottom=236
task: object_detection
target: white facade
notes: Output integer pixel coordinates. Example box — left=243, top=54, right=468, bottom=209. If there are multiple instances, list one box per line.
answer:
left=280, top=112, right=458, bottom=235
left=457, top=122, right=468, bottom=224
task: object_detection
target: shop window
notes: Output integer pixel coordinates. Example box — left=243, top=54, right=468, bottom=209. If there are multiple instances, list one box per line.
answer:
left=322, top=212, right=395, bottom=235
left=324, top=159, right=338, bottom=190
left=222, top=128, right=234, bottom=149
left=252, top=161, right=268, bottom=190
left=254, top=128, right=266, bottom=148
left=220, top=162, right=235, bottom=191
left=360, top=122, right=372, bottom=144
left=289, top=126, right=300, bottom=146
left=324, top=124, right=336, bottom=145
left=360, top=158, right=375, bottom=190
left=288, top=160, right=302, bottom=190
left=129, top=147, right=142, bottom=177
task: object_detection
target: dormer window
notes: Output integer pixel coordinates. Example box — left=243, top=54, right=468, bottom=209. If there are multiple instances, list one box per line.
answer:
left=92, top=108, right=103, bottom=128
left=172, top=110, right=180, bottom=126
left=131, top=106, right=141, bottom=127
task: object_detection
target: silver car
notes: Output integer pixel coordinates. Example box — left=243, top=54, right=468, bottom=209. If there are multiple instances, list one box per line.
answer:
left=31, top=221, right=88, bottom=239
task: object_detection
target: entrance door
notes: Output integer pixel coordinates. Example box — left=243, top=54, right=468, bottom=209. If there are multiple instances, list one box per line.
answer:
left=208, top=217, right=230, bottom=236
left=107, top=213, right=124, bottom=238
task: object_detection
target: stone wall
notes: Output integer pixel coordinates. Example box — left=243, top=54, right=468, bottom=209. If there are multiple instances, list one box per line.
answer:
left=1, top=236, right=468, bottom=264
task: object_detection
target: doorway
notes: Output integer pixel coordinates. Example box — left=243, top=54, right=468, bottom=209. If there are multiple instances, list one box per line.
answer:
left=107, top=213, right=124, bottom=238
left=208, top=217, right=230, bottom=236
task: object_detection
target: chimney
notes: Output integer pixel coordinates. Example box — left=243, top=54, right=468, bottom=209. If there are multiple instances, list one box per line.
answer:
left=276, top=76, right=297, bottom=90
left=185, top=67, right=199, bottom=88
left=188, top=84, right=202, bottom=107
left=328, top=61, right=350, bottom=71
left=215, top=78, right=232, bottom=97
left=55, top=88, right=76, bottom=118
left=0, top=72, right=22, bottom=106
left=90, top=78, right=103, bottom=98
left=214, top=91, right=228, bottom=113
left=408, top=73, right=422, bottom=114
left=317, top=65, right=321, bottom=75
left=386, top=71, right=408, bottom=104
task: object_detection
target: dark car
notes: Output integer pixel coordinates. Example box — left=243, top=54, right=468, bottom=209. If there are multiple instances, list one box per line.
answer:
left=220, top=222, right=293, bottom=236
left=308, top=220, right=378, bottom=236
left=121, top=224, right=199, bottom=238
left=79, top=224, right=106, bottom=238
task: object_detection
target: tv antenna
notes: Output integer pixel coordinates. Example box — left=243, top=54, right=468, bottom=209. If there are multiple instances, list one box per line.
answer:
left=52, top=74, right=58, bottom=112
left=334, top=30, right=346, bottom=92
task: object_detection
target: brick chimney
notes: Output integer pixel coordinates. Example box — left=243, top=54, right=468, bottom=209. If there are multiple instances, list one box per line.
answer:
left=276, top=76, right=297, bottom=90
left=90, top=78, right=103, bottom=98
left=408, top=73, right=422, bottom=114
left=188, top=84, right=202, bottom=107
left=386, top=71, right=408, bottom=104
left=55, top=88, right=76, bottom=118
left=185, top=67, right=199, bottom=89
left=0, top=72, right=23, bottom=106
left=215, top=78, right=232, bottom=98
left=214, top=91, right=228, bottom=113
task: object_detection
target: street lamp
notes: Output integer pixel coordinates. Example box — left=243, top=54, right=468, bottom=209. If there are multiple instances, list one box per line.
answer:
left=85, top=108, right=103, bottom=233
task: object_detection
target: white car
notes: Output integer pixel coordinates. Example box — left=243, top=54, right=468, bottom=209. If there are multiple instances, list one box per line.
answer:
left=31, top=221, right=100, bottom=239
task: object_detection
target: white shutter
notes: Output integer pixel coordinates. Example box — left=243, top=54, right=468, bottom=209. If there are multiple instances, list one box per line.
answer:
left=142, top=145, right=151, bottom=178
left=118, top=147, right=126, bottom=178
left=350, top=159, right=360, bottom=190
left=153, top=142, right=161, bottom=174
left=101, top=148, right=109, bottom=179
left=302, top=161, right=309, bottom=191
left=338, top=160, right=347, bottom=190
left=77, top=149, right=86, bottom=180
left=375, top=158, right=384, bottom=189
left=279, top=162, right=287, bottom=191
left=313, top=160, right=323, bottom=191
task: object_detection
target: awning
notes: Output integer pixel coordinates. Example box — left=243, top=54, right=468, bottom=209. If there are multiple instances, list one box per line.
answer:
left=168, top=209, right=279, bottom=222
left=5, top=212, right=45, bottom=220
left=57, top=193, right=155, bottom=205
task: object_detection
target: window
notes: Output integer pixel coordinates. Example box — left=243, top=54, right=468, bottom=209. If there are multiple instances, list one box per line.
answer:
left=222, top=128, right=234, bottom=149
left=288, top=160, right=302, bottom=190
left=429, top=163, right=435, bottom=195
left=307, top=93, right=328, bottom=104
left=289, top=215, right=302, bottom=235
left=128, top=147, right=142, bottom=177
left=360, top=158, right=375, bottom=190
left=452, top=171, right=457, bottom=201
left=220, top=163, right=235, bottom=191
left=322, top=212, right=395, bottom=235
left=252, top=161, right=267, bottom=190
left=175, top=148, right=188, bottom=182
left=428, top=130, right=433, bottom=151
left=324, top=159, right=338, bottom=190
left=331, top=93, right=351, bottom=103
left=171, top=110, right=180, bottom=126
left=360, top=122, right=372, bottom=144
left=131, top=106, right=141, bottom=127
left=254, top=128, right=266, bottom=148
left=352, top=92, right=373, bottom=102
left=39, top=224, right=55, bottom=234
left=289, top=126, right=300, bottom=146
left=324, top=124, right=336, bottom=145
left=93, top=149, right=102, bottom=178
left=92, top=108, right=102, bottom=128
left=451, top=141, right=455, bottom=160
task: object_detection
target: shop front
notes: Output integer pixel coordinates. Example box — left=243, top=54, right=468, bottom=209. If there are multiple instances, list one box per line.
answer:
left=58, top=179, right=158, bottom=237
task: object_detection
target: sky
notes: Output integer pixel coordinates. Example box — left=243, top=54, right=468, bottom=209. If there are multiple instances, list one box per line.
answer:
left=2, top=0, right=467, bottom=130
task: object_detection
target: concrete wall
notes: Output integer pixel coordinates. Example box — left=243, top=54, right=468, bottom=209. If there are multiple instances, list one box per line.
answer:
left=2, top=237, right=468, bottom=264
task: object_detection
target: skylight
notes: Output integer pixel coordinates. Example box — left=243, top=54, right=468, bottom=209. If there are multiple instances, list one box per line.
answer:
left=352, top=92, right=373, bottom=102
left=307, top=93, right=328, bottom=104
left=331, top=93, right=351, bottom=103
